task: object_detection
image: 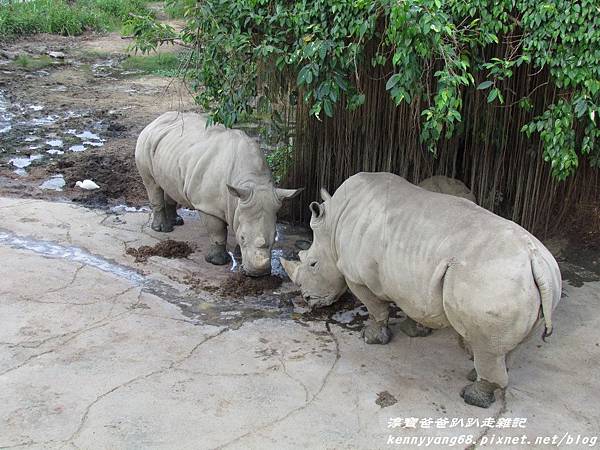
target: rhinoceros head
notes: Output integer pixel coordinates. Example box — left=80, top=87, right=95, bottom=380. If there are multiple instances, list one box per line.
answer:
left=228, top=184, right=302, bottom=277
left=280, top=189, right=346, bottom=308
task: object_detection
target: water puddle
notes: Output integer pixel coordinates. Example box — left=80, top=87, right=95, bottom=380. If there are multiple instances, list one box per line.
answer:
left=0, top=91, right=13, bottom=134
left=75, top=130, right=102, bottom=140
left=332, top=305, right=369, bottom=324
left=0, top=229, right=297, bottom=328
left=110, top=204, right=151, bottom=214
left=46, top=139, right=63, bottom=147
left=39, top=174, right=66, bottom=191
left=0, top=91, right=107, bottom=169
left=10, top=154, right=43, bottom=168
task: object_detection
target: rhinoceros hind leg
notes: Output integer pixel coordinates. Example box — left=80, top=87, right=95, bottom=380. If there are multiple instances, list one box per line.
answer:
left=361, top=320, right=392, bottom=345
left=460, top=379, right=497, bottom=408
left=461, top=347, right=507, bottom=407
left=139, top=172, right=173, bottom=232
left=398, top=317, right=433, bottom=337
left=164, top=193, right=184, bottom=226
left=205, top=243, right=231, bottom=265
left=466, top=368, right=477, bottom=382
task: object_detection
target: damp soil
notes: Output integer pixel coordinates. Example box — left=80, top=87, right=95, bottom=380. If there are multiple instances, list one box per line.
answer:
left=375, top=391, right=398, bottom=408
left=184, top=271, right=283, bottom=298
left=126, top=240, right=194, bottom=262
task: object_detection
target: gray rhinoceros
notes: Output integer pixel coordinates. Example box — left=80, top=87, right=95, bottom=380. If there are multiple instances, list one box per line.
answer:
left=418, top=175, right=476, bottom=203
left=281, top=172, right=561, bottom=408
left=135, top=112, right=302, bottom=276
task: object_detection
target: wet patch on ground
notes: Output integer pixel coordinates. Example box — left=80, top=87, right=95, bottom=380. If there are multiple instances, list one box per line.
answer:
left=375, top=391, right=398, bottom=408
left=126, top=239, right=194, bottom=262
left=298, top=292, right=406, bottom=331
left=0, top=32, right=193, bottom=208
left=184, top=271, right=283, bottom=298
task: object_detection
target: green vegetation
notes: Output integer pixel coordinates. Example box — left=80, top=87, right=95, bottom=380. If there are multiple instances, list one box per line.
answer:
left=130, top=0, right=599, bottom=180
left=14, top=54, right=54, bottom=70
left=266, top=144, right=294, bottom=184
left=0, top=0, right=151, bottom=37
left=120, top=52, right=182, bottom=77
left=164, top=0, right=194, bottom=19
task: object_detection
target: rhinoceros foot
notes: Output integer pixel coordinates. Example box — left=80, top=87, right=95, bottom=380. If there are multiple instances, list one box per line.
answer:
left=361, top=321, right=392, bottom=345
left=398, top=317, right=433, bottom=337
left=205, top=243, right=231, bottom=265
left=151, top=211, right=174, bottom=233
left=460, top=380, right=496, bottom=408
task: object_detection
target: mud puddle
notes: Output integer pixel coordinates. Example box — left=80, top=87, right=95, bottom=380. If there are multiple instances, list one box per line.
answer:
left=557, top=243, right=600, bottom=288
left=126, top=239, right=195, bottom=262
left=184, top=271, right=283, bottom=298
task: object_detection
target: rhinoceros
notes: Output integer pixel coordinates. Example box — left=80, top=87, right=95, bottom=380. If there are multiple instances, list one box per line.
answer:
left=418, top=175, right=476, bottom=203
left=281, top=172, right=561, bottom=408
left=135, top=112, right=302, bottom=276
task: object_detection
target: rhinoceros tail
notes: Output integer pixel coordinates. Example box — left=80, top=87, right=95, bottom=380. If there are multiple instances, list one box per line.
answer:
left=530, top=249, right=555, bottom=341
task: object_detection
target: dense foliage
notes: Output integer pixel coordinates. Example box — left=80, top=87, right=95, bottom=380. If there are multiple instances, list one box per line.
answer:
left=131, top=0, right=599, bottom=180
left=0, top=0, right=150, bottom=36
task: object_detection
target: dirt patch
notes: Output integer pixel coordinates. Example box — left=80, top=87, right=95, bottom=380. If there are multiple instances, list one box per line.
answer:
left=220, top=273, right=283, bottom=297
left=184, top=272, right=283, bottom=298
left=54, top=146, right=147, bottom=207
left=126, top=240, right=194, bottom=262
left=375, top=391, right=398, bottom=408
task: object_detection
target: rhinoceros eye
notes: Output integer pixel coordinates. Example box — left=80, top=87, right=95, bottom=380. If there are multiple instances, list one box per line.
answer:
left=309, top=261, right=317, bottom=268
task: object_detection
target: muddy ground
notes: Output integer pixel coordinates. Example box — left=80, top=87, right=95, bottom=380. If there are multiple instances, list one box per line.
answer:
left=0, top=28, right=193, bottom=207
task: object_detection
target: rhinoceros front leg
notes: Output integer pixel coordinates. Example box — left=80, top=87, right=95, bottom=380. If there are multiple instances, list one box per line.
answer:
left=164, top=193, right=184, bottom=227
left=348, top=282, right=392, bottom=345
left=398, top=317, right=433, bottom=337
left=202, top=214, right=231, bottom=266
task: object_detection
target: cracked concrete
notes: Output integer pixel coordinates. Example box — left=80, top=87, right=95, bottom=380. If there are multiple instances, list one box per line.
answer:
left=1, top=196, right=599, bottom=449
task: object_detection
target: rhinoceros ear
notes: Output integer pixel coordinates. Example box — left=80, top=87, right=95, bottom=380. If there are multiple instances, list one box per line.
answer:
left=227, top=184, right=252, bottom=201
left=275, top=187, right=304, bottom=201
left=309, top=201, right=325, bottom=221
left=320, top=188, right=332, bottom=202
left=280, top=257, right=300, bottom=284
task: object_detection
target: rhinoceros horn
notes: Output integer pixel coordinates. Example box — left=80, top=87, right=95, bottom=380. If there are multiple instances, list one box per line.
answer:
left=280, top=257, right=300, bottom=284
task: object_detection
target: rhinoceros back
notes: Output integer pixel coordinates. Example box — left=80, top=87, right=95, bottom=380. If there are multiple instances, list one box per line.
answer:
left=135, top=112, right=270, bottom=221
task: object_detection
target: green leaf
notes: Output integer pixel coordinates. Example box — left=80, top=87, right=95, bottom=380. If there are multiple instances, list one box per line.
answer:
left=385, top=74, right=401, bottom=91
left=477, top=81, right=493, bottom=90
left=487, top=88, right=499, bottom=103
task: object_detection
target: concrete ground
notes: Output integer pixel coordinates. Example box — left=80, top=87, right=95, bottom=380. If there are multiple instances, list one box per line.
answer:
left=0, top=196, right=599, bottom=449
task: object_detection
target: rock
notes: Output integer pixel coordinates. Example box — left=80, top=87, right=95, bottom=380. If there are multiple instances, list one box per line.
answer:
left=47, top=51, right=66, bottom=59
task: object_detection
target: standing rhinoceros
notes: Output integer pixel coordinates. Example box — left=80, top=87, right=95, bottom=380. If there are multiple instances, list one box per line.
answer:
left=281, top=172, right=561, bottom=408
left=135, top=112, right=302, bottom=276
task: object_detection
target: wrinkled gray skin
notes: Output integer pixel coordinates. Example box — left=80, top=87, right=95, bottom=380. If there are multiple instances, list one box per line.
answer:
left=136, top=112, right=302, bottom=276
left=418, top=175, right=476, bottom=203
left=281, top=172, right=561, bottom=408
